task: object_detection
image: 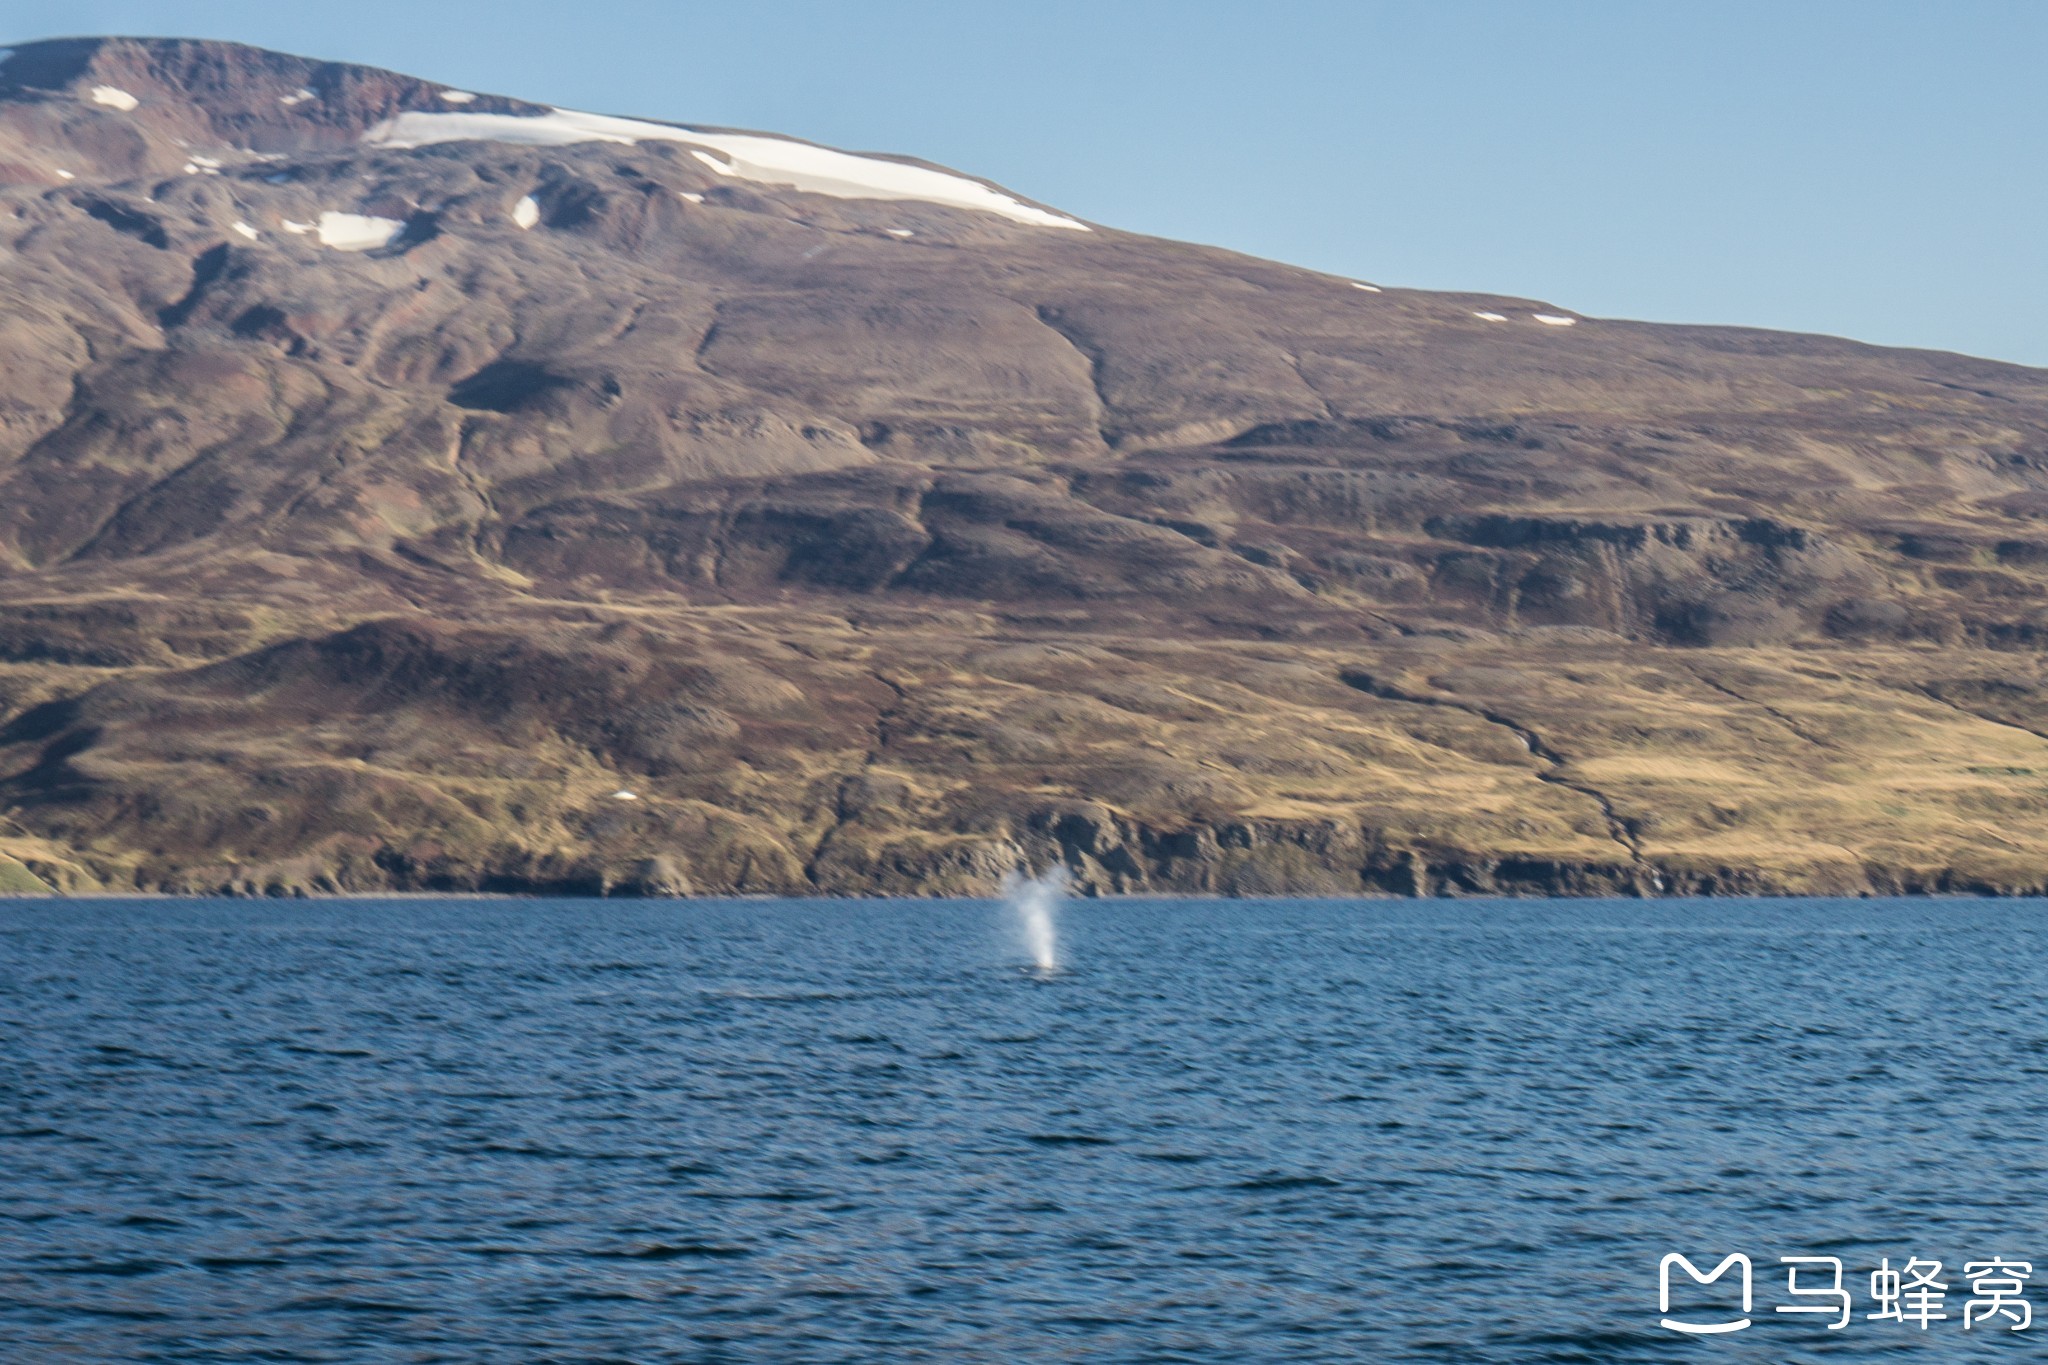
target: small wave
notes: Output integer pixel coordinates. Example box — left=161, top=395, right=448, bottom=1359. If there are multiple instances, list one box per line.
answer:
left=686, top=1188, right=829, bottom=1204
left=277, top=1294, right=431, bottom=1316
left=1231, top=1173, right=1343, bottom=1191
left=45, top=1257, right=171, bottom=1277
left=828, top=1032, right=904, bottom=1049
left=589, top=1242, right=753, bottom=1261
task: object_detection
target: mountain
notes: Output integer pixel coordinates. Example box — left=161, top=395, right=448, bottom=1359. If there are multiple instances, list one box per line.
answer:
left=1, top=35, right=2046, bottom=897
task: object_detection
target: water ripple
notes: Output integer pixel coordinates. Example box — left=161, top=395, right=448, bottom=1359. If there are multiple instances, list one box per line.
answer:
left=0, top=896, right=2042, bottom=1361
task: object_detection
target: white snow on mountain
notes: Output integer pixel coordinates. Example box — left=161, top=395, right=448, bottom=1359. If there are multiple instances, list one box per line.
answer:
left=512, top=195, right=540, bottom=229
left=280, top=89, right=315, bottom=107
left=1350, top=282, right=1381, bottom=293
left=1473, top=311, right=1507, bottom=322
left=438, top=90, right=477, bottom=104
left=1532, top=313, right=1578, bottom=326
left=360, top=107, right=1088, bottom=230
left=90, top=86, right=139, bottom=111
left=232, top=221, right=260, bottom=240
left=315, top=211, right=405, bottom=251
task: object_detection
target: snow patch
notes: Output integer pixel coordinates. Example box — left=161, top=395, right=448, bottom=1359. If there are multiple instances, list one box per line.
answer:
left=678, top=191, right=704, bottom=203
left=885, top=228, right=913, bottom=237
left=280, top=89, right=315, bottom=107
left=316, top=211, right=405, bottom=252
left=438, top=90, right=477, bottom=104
left=1472, top=311, right=1507, bottom=322
left=610, top=789, right=639, bottom=801
left=190, top=155, right=223, bottom=170
left=1532, top=313, right=1578, bottom=326
left=280, top=219, right=314, bottom=234
left=89, top=86, right=139, bottom=112
left=512, top=194, right=539, bottom=229
left=360, top=107, right=1089, bottom=229
left=1350, top=281, right=1382, bottom=292
left=232, top=221, right=260, bottom=241
left=54, top=169, right=74, bottom=181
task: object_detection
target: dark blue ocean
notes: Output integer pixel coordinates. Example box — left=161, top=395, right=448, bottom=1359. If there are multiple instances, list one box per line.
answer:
left=4, top=897, right=2046, bottom=1362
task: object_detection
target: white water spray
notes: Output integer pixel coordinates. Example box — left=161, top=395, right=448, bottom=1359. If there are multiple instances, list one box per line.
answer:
left=1002, top=867, right=1067, bottom=973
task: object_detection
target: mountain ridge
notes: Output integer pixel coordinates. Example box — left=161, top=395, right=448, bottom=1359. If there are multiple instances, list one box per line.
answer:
left=1, top=37, right=2046, bottom=897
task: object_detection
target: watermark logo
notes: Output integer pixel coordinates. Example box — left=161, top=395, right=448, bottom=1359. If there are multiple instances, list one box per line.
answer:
left=1661, top=1252, right=2034, bottom=1335
left=1659, top=1253, right=1752, bottom=1334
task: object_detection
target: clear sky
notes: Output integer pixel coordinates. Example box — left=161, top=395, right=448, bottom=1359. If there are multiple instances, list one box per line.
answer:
left=9, top=0, right=2045, bottom=366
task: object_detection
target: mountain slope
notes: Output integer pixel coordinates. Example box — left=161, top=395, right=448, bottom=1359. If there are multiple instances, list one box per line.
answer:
left=2, top=36, right=2047, bottom=896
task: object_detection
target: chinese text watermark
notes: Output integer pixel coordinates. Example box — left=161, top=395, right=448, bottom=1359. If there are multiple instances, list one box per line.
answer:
left=1660, top=1253, right=2033, bottom=1335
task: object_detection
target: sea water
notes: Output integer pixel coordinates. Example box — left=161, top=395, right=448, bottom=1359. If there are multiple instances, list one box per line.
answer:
left=2, top=896, right=2044, bottom=1361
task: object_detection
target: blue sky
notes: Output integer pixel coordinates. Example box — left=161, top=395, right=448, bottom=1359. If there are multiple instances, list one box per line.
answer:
left=10, top=1, right=2045, bottom=366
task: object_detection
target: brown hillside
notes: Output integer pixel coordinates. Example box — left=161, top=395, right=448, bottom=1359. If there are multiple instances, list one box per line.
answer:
left=3, top=37, right=2047, bottom=895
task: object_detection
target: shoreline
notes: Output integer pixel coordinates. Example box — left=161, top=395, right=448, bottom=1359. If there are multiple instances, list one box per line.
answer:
left=5, top=884, right=2046, bottom=902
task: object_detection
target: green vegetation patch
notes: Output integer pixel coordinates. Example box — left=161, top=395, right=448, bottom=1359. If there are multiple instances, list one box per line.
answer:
left=0, top=856, right=53, bottom=895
